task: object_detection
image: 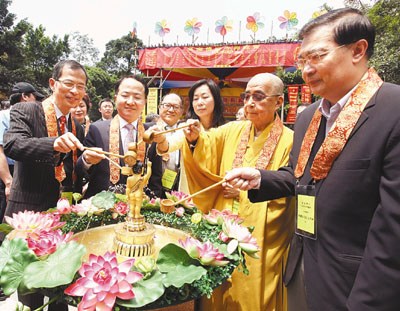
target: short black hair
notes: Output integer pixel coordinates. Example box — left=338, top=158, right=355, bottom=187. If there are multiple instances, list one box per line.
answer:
left=52, top=59, right=88, bottom=82
left=299, top=8, right=375, bottom=59
left=114, top=75, right=149, bottom=98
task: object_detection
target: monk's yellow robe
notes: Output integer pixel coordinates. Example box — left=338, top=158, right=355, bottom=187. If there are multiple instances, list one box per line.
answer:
left=183, top=120, right=294, bottom=311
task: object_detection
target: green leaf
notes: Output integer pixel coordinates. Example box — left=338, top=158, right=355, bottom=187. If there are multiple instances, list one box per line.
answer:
left=117, top=270, right=165, bottom=308
left=157, top=244, right=207, bottom=288
left=22, top=241, right=85, bottom=289
left=0, top=238, right=37, bottom=296
left=0, top=223, right=13, bottom=235
left=91, top=191, right=116, bottom=210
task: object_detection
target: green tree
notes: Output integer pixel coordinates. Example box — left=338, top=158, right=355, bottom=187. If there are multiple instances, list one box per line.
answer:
left=0, top=0, right=30, bottom=96
left=69, top=31, right=99, bottom=66
left=98, top=33, right=143, bottom=77
left=367, top=0, right=400, bottom=84
left=23, top=24, right=70, bottom=89
left=85, top=65, right=117, bottom=121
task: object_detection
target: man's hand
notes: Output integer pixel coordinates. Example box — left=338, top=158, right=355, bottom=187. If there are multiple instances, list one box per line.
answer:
left=223, top=184, right=240, bottom=199
left=82, top=148, right=105, bottom=165
left=146, top=125, right=166, bottom=144
left=183, top=119, right=201, bottom=144
left=5, top=179, right=12, bottom=201
left=53, top=132, right=84, bottom=153
left=224, top=167, right=261, bottom=191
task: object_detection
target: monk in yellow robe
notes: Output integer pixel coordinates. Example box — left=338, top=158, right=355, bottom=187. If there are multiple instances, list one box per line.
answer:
left=181, top=73, right=295, bottom=311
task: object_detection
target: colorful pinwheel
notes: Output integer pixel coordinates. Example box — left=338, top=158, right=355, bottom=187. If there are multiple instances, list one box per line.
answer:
left=154, top=19, right=170, bottom=39
left=278, top=10, right=298, bottom=31
left=184, top=18, right=202, bottom=44
left=131, top=21, right=137, bottom=39
left=246, top=12, right=265, bottom=41
left=215, top=16, right=233, bottom=42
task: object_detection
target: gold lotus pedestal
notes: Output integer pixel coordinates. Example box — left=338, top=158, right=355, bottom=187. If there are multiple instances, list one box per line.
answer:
left=113, top=217, right=156, bottom=259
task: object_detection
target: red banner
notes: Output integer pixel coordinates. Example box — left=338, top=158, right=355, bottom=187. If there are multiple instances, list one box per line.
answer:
left=139, top=43, right=300, bottom=69
left=286, top=86, right=299, bottom=124
left=301, top=85, right=312, bottom=104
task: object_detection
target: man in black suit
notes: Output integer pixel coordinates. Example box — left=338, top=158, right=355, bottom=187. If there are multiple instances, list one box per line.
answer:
left=77, top=75, right=164, bottom=199
left=223, top=8, right=400, bottom=311
left=3, top=60, right=87, bottom=310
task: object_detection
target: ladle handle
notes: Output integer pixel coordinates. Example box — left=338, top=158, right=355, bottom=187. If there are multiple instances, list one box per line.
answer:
left=83, top=147, right=125, bottom=159
left=153, top=123, right=191, bottom=136
left=175, top=179, right=225, bottom=205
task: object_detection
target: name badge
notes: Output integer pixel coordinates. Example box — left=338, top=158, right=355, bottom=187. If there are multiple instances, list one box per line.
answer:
left=162, top=169, right=178, bottom=190
left=295, top=184, right=317, bottom=240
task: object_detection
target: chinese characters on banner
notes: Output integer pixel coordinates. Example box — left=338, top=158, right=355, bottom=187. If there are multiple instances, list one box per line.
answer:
left=301, top=85, right=311, bottom=104
left=146, top=88, right=159, bottom=118
left=286, top=86, right=299, bottom=124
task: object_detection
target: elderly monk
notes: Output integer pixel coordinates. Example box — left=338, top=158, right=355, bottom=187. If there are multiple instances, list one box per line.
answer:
left=178, top=73, right=294, bottom=311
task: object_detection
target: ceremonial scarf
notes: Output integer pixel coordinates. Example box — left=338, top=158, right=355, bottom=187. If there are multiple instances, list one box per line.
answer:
left=42, top=98, right=77, bottom=183
left=294, top=68, right=383, bottom=180
left=109, top=115, right=146, bottom=184
left=232, top=114, right=283, bottom=169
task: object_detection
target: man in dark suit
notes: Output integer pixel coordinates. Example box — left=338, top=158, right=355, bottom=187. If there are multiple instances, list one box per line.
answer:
left=223, top=8, right=400, bottom=311
left=3, top=60, right=87, bottom=310
left=77, top=75, right=164, bottom=199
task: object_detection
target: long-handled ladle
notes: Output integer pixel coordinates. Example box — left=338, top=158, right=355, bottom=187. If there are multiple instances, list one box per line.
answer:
left=160, top=179, right=226, bottom=213
left=143, top=123, right=191, bottom=143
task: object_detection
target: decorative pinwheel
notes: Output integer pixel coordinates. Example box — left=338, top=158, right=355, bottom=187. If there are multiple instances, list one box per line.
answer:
left=278, top=10, right=298, bottom=32
left=215, top=16, right=233, bottom=43
left=184, top=18, right=202, bottom=44
left=131, top=21, right=137, bottom=39
left=246, top=12, right=265, bottom=42
left=155, top=19, right=170, bottom=43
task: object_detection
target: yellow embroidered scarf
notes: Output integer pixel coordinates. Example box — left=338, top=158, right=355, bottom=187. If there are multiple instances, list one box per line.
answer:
left=109, top=116, right=146, bottom=184
left=42, top=98, right=77, bottom=183
left=232, top=114, right=283, bottom=169
left=294, top=68, right=383, bottom=180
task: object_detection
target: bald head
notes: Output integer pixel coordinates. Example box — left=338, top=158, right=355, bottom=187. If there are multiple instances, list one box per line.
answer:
left=247, top=73, right=284, bottom=95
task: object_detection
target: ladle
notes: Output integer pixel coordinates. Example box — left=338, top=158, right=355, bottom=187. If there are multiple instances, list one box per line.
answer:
left=83, top=147, right=125, bottom=159
left=143, top=123, right=191, bottom=143
left=160, top=179, right=226, bottom=213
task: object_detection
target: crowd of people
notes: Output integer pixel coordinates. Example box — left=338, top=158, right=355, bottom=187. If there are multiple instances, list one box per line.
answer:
left=1, top=7, right=400, bottom=311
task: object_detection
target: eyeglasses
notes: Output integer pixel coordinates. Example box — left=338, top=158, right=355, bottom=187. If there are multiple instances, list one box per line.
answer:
left=240, top=92, right=281, bottom=102
left=56, top=79, right=86, bottom=92
left=295, top=45, right=347, bottom=70
left=159, top=103, right=182, bottom=111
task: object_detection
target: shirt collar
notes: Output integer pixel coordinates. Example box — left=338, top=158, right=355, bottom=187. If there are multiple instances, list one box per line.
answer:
left=118, top=115, right=138, bottom=129
left=318, top=85, right=356, bottom=117
left=53, top=103, right=70, bottom=122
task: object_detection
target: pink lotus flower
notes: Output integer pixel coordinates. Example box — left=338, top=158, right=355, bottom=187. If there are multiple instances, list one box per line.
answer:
left=26, top=229, right=74, bottom=258
left=56, top=198, right=73, bottom=214
left=179, top=237, right=229, bottom=267
left=111, top=202, right=129, bottom=219
left=166, top=191, right=195, bottom=208
left=72, top=198, right=103, bottom=216
left=220, top=220, right=259, bottom=257
left=203, top=209, right=243, bottom=226
left=65, top=251, right=143, bottom=311
left=5, top=211, right=65, bottom=238
left=175, top=207, right=185, bottom=217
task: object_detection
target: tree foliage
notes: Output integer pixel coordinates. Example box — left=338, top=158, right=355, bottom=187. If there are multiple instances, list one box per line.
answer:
left=85, top=65, right=117, bottom=121
left=367, top=0, right=400, bottom=84
left=98, top=34, right=143, bottom=77
left=69, top=31, right=99, bottom=66
left=0, top=0, right=69, bottom=98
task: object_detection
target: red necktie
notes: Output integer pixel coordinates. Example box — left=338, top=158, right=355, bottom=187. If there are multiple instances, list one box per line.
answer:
left=55, top=116, right=67, bottom=182
left=59, top=115, right=66, bottom=135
